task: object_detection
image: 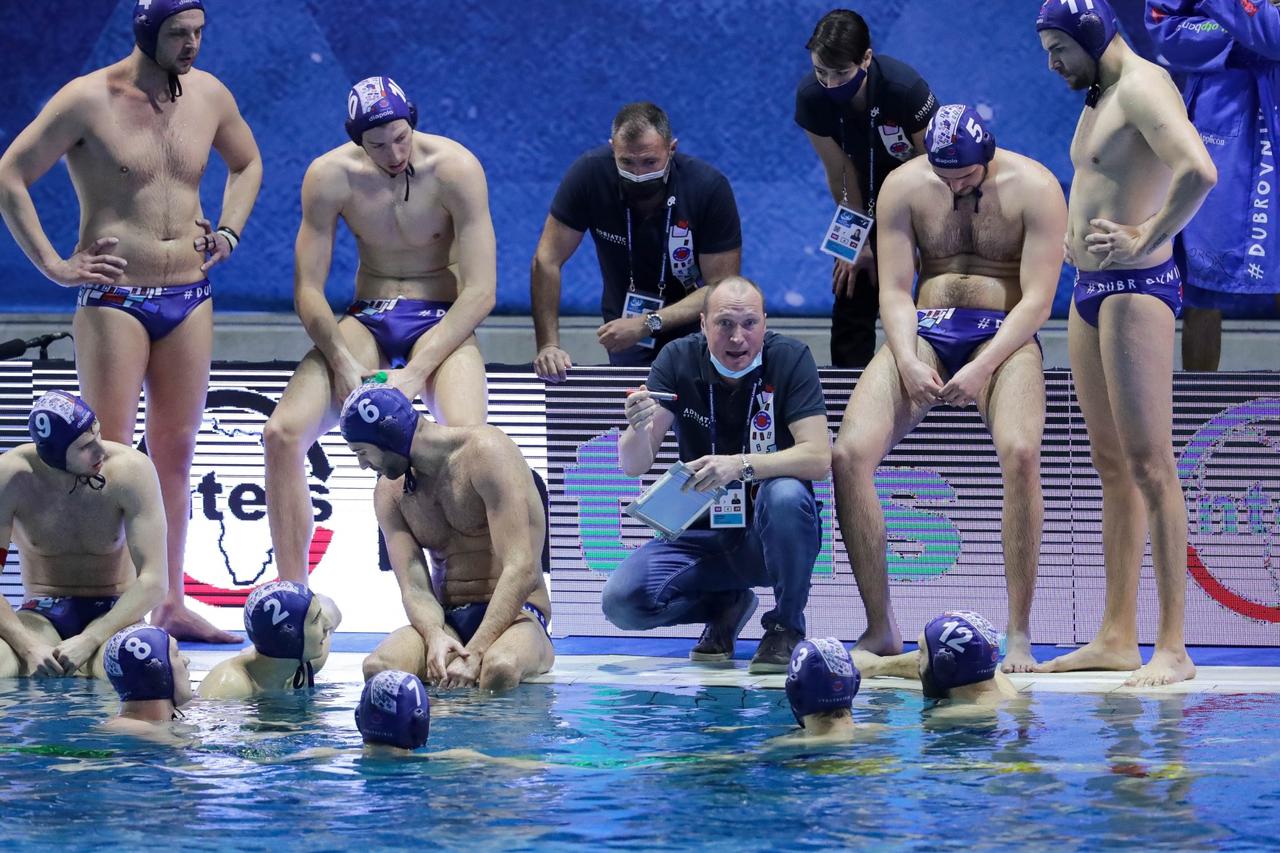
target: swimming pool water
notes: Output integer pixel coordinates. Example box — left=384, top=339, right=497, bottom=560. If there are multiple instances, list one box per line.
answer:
left=0, top=678, right=1276, bottom=851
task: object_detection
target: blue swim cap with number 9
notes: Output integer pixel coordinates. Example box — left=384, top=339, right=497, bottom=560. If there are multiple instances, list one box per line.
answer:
left=28, top=390, right=97, bottom=472
left=339, top=384, right=418, bottom=459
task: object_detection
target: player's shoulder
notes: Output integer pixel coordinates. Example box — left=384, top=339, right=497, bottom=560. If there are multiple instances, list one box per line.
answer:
left=422, top=133, right=486, bottom=184
left=303, top=147, right=358, bottom=194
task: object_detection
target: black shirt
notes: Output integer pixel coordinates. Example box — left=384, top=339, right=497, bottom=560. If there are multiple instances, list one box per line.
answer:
left=646, top=331, right=827, bottom=470
left=794, top=54, right=938, bottom=217
left=550, top=146, right=742, bottom=343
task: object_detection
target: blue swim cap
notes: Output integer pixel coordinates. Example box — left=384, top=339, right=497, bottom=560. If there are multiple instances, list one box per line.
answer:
left=339, top=384, right=419, bottom=460
left=28, top=391, right=96, bottom=472
left=244, top=581, right=315, bottom=662
left=922, top=611, right=1001, bottom=695
left=133, top=0, right=206, bottom=61
left=104, top=624, right=176, bottom=703
left=925, top=104, right=996, bottom=170
left=1035, top=0, right=1118, bottom=62
left=355, top=670, right=431, bottom=750
left=785, top=638, right=860, bottom=726
left=345, top=76, right=418, bottom=146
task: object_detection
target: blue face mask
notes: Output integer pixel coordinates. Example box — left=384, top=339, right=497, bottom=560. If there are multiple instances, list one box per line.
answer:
left=709, top=350, right=763, bottom=379
left=819, top=66, right=867, bottom=104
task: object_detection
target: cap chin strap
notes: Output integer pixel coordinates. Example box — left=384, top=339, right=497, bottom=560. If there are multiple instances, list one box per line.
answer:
left=168, top=73, right=182, bottom=101
left=951, top=165, right=989, bottom=213
left=292, top=660, right=315, bottom=689
left=69, top=474, right=106, bottom=494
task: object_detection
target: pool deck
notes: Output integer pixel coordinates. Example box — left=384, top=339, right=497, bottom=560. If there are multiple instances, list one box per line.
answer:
left=184, top=649, right=1280, bottom=695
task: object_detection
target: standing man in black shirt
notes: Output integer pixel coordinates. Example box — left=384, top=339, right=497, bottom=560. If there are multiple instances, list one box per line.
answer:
left=602, top=276, right=830, bottom=673
left=531, top=103, right=742, bottom=379
left=795, top=9, right=939, bottom=368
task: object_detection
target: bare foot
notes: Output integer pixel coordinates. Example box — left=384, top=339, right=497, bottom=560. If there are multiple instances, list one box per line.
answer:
left=1124, top=648, right=1196, bottom=688
left=1033, top=638, right=1141, bottom=674
left=1001, top=632, right=1037, bottom=673
left=853, top=624, right=902, bottom=657
left=152, top=601, right=240, bottom=644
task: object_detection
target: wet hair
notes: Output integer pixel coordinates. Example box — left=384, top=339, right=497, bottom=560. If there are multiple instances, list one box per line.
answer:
left=703, top=275, right=765, bottom=310
left=806, top=9, right=871, bottom=68
left=811, top=708, right=853, bottom=722
left=611, top=102, right=673, bottom=145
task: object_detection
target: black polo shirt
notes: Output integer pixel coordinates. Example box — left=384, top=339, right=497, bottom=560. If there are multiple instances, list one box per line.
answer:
left=646, top=331, right=827, bottom=470
left=550, top=146, right=741, bottom=345
left=794, top=54, right=938, bottom=219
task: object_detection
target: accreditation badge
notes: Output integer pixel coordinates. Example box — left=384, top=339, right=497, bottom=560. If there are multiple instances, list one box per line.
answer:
left=819, top=204, right=873, bottom=264
left=621, top=291, right=664, bottom=349
left=709, top=482, right=747, bottom=529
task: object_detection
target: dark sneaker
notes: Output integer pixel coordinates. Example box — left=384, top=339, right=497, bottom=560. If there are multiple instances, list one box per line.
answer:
left=689, top=589, right=759, bottom=663
left=748, top=625, right=803, bottom=674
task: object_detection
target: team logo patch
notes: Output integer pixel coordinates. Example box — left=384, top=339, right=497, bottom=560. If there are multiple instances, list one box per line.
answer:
left=672, top=246, right=692, bottom=262
left=753, top=411, right=771, bottom=431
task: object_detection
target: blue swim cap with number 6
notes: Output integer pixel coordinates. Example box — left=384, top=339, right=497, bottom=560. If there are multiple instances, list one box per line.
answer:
left=339, top=384, right=418, bottom=459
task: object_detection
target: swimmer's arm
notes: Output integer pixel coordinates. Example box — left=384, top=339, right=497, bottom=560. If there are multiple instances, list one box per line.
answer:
left=1120, top=76, right=1217, bottom=257
left=84, top=452, right=169, bottom=647
left=744, top=415, right=831, bottom=483
left=464, top=440, right=541, bottom=656
left=805, top=131, right=866, bottom=211
left=0, top=80, right=91, bottom=278
left=374, top=483, right=447, bottom=642
left=874, top=170, right=923, bottom=365
left=0, top=493, right=46, bottom=667
left=196, top=656, right=255, bottom=700
left=531, top=214, right=586, bottom=352
left=401, top=147, right=497, bottom=383
left=294, top=159, right=362, bottom=372
left=853, top=649, right=921, bottom=681
left=208, top=81, right=263, bottom=240
left=965, top=169, right=1066, bottom=372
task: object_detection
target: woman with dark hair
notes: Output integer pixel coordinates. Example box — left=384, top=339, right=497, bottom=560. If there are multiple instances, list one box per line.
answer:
left=795, top=9, right=939, bottom=368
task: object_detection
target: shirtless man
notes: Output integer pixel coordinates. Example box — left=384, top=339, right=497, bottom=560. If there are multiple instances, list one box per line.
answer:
left=197, top=580, right=341, bottom=699
left=263, top=75, right=496, bottom=587
left=830, top=104, right=1065, bottom=671
left=339, top=385, right=553, bottom=693
left=774, top=638, right=866, bottom=745
left=0, top=392, right=167, bottom=679
left=851, top=611, right=1019, bottom=710
left=0, top=1, right=262, bottom=644
left=101, top=624, right=195, bottom=746
left=1035, top=0, right=1215, bottom=686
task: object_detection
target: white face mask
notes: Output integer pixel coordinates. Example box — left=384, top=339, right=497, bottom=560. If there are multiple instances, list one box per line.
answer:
left=617, top=159, right=670, bottom=183
left=709, top=350, right=763, bottom=379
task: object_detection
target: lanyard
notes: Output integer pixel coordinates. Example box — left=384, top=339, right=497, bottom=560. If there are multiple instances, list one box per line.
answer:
left=707, top=378, right=761, bottom=456
left=837, top=105, right=879, bottom=216
left=625, top=195, right=676, bottom=298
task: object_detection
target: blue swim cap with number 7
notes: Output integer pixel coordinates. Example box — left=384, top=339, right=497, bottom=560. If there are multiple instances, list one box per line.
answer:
left=339, top=384, right=418, bottom=459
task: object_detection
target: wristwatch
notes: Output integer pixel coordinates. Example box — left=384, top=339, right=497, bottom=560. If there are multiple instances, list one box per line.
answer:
left=644, top=312, right=664, bottom=334
left=740, top=455, right=755, bottom=483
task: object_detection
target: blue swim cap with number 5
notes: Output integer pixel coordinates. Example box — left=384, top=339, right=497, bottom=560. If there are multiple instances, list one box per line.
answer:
left=339, top=384, right=418, bottom=459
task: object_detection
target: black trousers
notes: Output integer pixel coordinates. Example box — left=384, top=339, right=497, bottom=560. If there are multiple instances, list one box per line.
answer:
left=830, top=267, right=879, bottom=368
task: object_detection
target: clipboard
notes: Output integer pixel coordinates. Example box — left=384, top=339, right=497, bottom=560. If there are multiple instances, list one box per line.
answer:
left=624, top=461, right=726, bottom=540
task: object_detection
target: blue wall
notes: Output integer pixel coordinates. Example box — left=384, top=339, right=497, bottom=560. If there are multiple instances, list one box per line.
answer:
left=0, top=1, right=1089, bottom=317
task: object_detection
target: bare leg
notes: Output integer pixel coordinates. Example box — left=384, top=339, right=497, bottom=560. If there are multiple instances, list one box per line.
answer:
left=1098, top=296, right=1194, bottom=687
left=264, top=319, right=381, bottom=584
left=1180, top=307, right=1220, bottom=372
left=0, top=636, right=17, bottom=678
left=976, top=341, right=1046, bottom=673
left=417, top=334, right=488, bottom=426
left=72, top=306, right=149, bottom=449
left=477, top=614, right=555, bottom=693
left=1036, top=303, right=1145, bottom=675
left=362, top=625, right=434, bottom=681
left=831, top=341, right=938, bottom=655
left=137, top=301, right=237, bottom=643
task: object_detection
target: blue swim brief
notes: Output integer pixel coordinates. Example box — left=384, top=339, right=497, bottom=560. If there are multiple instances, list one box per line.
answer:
left=346, top=298, right=451, bottom=368
left=1072, top=257, right=1182, bottom=328
left=444, top=601, right=550, bottom=646
left=77, top=281, right=212, bottom=341
left=20, top=596, right=119, bottom=641
left=915, top=307, right=1037, bottom=378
